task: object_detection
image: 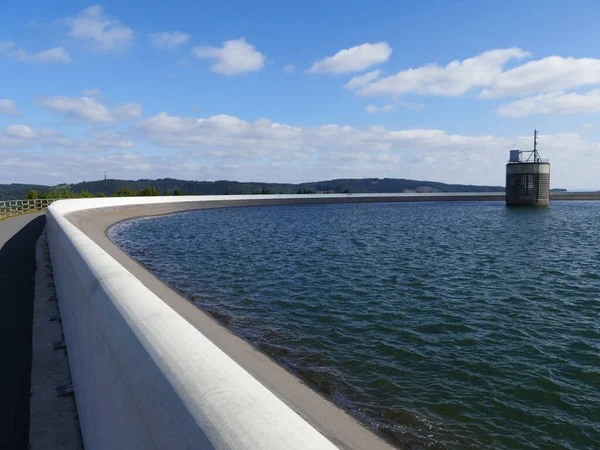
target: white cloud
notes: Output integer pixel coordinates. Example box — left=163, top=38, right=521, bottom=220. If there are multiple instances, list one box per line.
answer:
left=64, top=5, right=134, bottom=52
left=2, top=41, right=70, bottom=64
left=40, top=96, right=113, bottom=123
left=283, top=64, right=296, bottom=73
left=365, top=101, right=424, bottom=113
left=39, top=96, right=142, bottom=123
left=113, top=103, right=143, bottom=120
left=366, top=104, right=395, bottom=113
left=358, top=47, right=530, bottom=97
left=0, top=99, right=20, bottom=117
left=398, top=101, right=426, bottom=111
left=130, top=112, right=564, bottom=158
left=497, top=89, right=600, bottom=117
left=5, top=125, right=36, bottom=139
left=481, top=56, right=600, bottom=98
left=11, top=47, right=71, bottom=64
left=345, top=70, right=382, bottom=90
left=0, top=124, right=136, bottom=155
left=0, top=125, right=135, bottom=159
left=82, top=88, right=101, bottom=97
left=308, top=42, right=392, bottom=74
left=0, top=41, right=15, bottom=52
left=149, top=32, right=190, bottom=49
left=3, top=115, right=600, bottom=189
left=129, top=113, right=600, bottom=188
left=0, top=127, right=36, bottom=150
left=193, top=38, right=265, bottom=75
left=133, top=113, right=303, bottom=150
left=0, top=158, right=46, bottom=170
left=87, top=130, right=135, bottom=149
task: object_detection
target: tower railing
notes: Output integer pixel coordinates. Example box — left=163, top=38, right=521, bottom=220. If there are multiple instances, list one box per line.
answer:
left=507, top=158, right=549, bottom=164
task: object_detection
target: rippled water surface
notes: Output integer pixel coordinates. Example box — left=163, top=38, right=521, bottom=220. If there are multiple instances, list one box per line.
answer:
left=109, top=202, right=600, bottom=449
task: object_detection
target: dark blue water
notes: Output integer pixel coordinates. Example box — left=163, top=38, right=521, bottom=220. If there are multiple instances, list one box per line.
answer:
left=109, top=202, right=600, bottom=449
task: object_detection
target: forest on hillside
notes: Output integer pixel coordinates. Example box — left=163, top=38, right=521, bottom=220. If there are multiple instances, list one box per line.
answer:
left=0, top=177, right=505, bottom=200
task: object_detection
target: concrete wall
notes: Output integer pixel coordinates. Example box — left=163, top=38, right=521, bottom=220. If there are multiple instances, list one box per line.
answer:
left=43, top=192, right=600, bottom=449
left=46, top=196, right=339, bottom=450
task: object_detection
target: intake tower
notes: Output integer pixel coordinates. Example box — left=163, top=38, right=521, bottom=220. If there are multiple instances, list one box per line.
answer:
left=506, top=130, right=550, bottom=206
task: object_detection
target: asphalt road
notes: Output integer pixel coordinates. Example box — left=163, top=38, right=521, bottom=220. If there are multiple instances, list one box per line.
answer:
left=0, top=213, right=46, bottom=450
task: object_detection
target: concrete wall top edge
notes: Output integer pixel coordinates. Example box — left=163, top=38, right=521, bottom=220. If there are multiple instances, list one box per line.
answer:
left=50, top=192, right=509, bottom=216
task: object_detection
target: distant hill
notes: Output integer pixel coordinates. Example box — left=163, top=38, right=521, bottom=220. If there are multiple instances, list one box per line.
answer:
left=0, top=183, right=53, bottom=200
left=0, top=177, right=505, bottom=200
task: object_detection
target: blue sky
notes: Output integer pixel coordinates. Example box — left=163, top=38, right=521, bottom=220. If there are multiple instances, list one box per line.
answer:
left=1, top=1, right=600, bottom=188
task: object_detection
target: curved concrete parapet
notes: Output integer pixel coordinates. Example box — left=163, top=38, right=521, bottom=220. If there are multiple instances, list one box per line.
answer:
left=44, top=191, right=600, bottom=450
left=46, top=196, right=340, bottom=450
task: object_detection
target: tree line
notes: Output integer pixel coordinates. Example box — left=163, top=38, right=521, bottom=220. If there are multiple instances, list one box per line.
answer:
left=24, top=186, right=317, bottom=199
left=1, top=177, right=506, bottom=201
left=25, top=186, right=185, bottom=199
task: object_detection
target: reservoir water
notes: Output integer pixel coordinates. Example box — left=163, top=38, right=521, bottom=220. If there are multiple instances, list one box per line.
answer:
left=109, top=201, right=600, bottom=449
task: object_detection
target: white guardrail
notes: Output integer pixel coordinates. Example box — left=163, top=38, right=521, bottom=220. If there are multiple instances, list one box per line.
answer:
left=0, top=199, right=57, bottom=219
left=46, top=196, right=338, bottom=450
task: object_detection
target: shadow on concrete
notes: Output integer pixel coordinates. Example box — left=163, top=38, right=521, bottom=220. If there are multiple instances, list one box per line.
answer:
left=0, top=215, right=46, bottom=450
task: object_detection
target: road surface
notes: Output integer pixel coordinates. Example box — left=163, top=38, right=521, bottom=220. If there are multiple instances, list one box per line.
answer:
left=0, top=213, right=46, bottom=450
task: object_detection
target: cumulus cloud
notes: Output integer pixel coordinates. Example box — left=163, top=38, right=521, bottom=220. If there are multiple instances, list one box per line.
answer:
left=345, top=70, right=382, bottom=90
left=0, top=99, right=20, bottom=117
left=283, top=64, right=296, bottom=73
left=11, top=47, right=71, bottom=64
left=149, top=32, right=190, bottom=49
left=358, top=47, right=529, bottom=97
left=39, top=96, right=142, bottom=123
left=4, top=125, right=36, bottom=139
left=0, top=41, right=72, bottom=64
left=3, top=115, right=600, bottom=189
left=129, top=114, right=600, bottom=188
left=366, top=104, right=395, bottom=113
left=365, top=102, right=424, bottom=113
left=64, top=5, right=134, bottom=52
left=133, top=113, right=303, bottom=150
left=40, top=97, right=113, bottom=123
left=308, top=42, right=392, bottom=74
left=0, top=124, right=137, bottom=156
left=0, top=126, right=37, bottom=151
left=355, top=50, right=600, bottom=110
left=113, top=103, right=143, bottom=120
left=481, top=56, right=600, bottom=98
left=497, top=89, right=600, bottom=117
left=193, top=38, right=265, bottom=75
left=131, top=112, right=592, bottom=164
left=87, top=130, right=135, bottom=149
